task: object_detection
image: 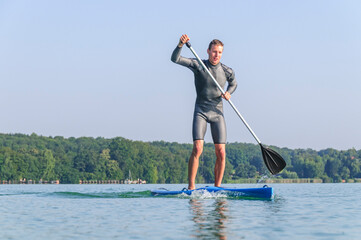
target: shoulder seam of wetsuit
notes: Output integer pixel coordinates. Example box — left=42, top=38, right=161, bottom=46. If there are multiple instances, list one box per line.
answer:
left=220, top=63, right=234, bottom=78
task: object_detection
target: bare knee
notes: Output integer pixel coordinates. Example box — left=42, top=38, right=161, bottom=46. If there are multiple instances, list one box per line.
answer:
left=192, top=141, right=203, bottom=158
left=215, top=144, right=226, bottom=160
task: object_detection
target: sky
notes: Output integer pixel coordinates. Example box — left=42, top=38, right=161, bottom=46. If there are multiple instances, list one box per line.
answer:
left=1, top=0, right=360, bottom=151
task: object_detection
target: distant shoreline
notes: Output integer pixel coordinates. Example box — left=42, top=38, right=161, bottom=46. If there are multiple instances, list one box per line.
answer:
left=1, top=133, right=360, bottom=184
left=226, top=178, right=361, bottom=184
left=2, top=178, right=361, bottom=184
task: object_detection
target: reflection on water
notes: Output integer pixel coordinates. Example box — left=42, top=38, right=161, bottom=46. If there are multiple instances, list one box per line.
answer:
left=189, top=199, right=228, bottom=240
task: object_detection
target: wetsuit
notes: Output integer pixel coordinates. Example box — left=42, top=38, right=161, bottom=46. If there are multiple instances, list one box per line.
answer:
left=171, top=45, right=237, bottom=144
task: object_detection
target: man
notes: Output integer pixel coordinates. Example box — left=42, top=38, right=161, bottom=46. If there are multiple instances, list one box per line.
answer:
left=171, top=34, right=237, bottom=190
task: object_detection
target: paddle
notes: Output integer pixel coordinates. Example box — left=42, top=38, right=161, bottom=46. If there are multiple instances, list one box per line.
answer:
left=185, top=42, right=286, bottom=175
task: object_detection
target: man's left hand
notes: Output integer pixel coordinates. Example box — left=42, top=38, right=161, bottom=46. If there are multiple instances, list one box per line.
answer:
left=222, top=91, right=231, bottom=101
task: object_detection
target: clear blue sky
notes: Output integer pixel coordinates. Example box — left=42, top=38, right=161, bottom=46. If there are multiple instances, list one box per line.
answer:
left=1, top=0, right=360, bottom=150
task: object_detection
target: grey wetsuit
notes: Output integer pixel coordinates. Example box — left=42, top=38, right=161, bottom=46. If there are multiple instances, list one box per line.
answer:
left=171, top=46, right=237, bottom=144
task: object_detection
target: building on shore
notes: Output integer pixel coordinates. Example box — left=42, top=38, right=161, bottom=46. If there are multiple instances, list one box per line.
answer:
left=124, top=178, right=147, bottom=184
left=78, top=179, right=146, bottom=184
left=0, top=179, right=60, bottom=184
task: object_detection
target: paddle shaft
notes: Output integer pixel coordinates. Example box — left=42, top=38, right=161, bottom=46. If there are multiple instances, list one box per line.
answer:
left=186, top=42, right=261, bottom=145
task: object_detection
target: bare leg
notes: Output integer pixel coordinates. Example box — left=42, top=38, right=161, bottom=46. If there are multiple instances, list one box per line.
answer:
left=214, top=144, right=226, bottom=187
left=188, top=140, right=204, bottom=190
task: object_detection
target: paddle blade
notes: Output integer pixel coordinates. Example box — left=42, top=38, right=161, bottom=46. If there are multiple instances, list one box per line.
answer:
left=260, top=144, right=286, bottom=175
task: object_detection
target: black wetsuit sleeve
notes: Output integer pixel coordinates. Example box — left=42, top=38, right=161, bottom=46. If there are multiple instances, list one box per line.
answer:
left=223, top=66, right=237, bottom=94
left=171, top=46, right=198, bottom=72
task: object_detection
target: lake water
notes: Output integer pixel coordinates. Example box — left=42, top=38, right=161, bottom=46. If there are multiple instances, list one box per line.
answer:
left=1, top=183, right=360, bottom=239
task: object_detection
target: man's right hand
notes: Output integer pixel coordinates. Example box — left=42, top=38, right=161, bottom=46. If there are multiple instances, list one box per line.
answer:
left=178, top=34, right=190, bottom=47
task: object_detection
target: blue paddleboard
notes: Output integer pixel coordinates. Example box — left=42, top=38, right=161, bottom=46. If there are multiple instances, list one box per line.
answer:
left=151, top=185, right=273, bottom=199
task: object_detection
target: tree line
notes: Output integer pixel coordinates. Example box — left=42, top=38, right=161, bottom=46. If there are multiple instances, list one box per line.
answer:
left=0, top=133, right=360, bottom=183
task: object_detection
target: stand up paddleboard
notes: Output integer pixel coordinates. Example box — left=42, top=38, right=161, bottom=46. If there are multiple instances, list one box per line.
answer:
left=151, top=185, right=273, bottom=199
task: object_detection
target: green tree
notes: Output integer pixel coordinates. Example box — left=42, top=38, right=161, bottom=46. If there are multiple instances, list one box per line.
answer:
left=144, top=162, right=158, bottom=183
left=280, top=170, right=298, bottom=178
left=0, top=149, right=16, bottom=180
left=325, top=159, right=341, bottom=178
left=106, top=160, right=123, bottom=179
left=42, top=150, right=56, bottom=181
left=340, top=166, right=350, bottom=180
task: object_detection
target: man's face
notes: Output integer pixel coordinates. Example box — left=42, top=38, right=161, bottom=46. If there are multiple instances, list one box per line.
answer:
left=207, top=44, right=223, bottom=65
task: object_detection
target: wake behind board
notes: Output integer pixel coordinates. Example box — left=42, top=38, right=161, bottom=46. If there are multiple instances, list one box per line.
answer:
left=151, top=186, right=273, bottom=199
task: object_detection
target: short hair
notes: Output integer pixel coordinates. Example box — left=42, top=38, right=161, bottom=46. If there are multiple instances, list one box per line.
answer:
left=208, top=39, right=224, bottom=50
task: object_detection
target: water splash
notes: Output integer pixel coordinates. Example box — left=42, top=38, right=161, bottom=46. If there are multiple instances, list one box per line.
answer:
left=176, top=190, right=271, bottom=200
left=180, top=190, right=228, bottom=200
left=256, top=172, right=272, bottom=187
